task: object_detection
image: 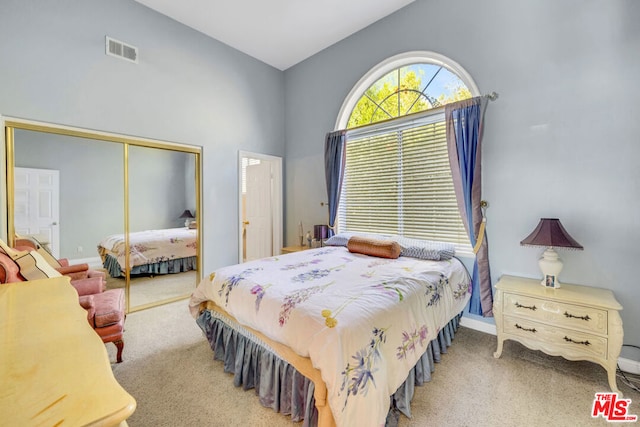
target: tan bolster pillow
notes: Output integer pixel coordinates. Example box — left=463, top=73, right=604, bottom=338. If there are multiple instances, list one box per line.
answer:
left=347, top=236, right=401, bottom=259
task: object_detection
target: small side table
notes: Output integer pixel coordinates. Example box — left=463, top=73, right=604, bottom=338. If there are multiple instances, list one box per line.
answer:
left=493, top=275, right=623, bottom=394
left=281, top=245, right=309, bottom=254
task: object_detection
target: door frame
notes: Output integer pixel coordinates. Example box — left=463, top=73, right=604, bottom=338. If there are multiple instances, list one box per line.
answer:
left=238, top=151, right=282, bottom=263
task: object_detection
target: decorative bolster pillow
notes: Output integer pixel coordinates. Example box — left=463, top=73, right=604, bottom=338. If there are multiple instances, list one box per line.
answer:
left=347, top=236, right=401, bottom=259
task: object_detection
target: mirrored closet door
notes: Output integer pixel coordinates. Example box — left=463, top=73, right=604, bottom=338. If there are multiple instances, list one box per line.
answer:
left=127, top=145, right=199, bottom=311
left=3, top=118, right=202, bottom=313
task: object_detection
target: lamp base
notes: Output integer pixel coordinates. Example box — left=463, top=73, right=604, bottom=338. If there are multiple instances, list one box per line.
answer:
left=539, top=247, right=563, bottom=288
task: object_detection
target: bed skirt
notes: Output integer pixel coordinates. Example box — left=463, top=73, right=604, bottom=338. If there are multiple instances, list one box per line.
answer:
left=102, top=254, right=197, bottom=278
left=196, top=309, right=462, bottom=426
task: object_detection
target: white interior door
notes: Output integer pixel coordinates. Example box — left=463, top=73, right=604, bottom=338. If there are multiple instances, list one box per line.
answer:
left=245, top=161, right=272, bottom=261
left=14, top=167, right=60, bottom=257
left=238, top=151, right=282, bottom=263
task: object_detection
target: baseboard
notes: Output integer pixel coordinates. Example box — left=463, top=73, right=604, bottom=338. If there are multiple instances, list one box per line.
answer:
left=66, top=256, right=102, bottom=269
left=618, top=357, right=640, bottom=375
left=460, top=316, right=639, bottom=375
left=460, top=316, right=496, bottom=335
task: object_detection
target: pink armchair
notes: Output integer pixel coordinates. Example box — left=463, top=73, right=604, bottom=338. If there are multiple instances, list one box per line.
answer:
left=0, top=251, right=126, bottom=363
left=14, top=237, right=106, bottom=282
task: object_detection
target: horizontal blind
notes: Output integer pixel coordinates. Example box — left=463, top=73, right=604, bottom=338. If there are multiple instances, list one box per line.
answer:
left=338, top=111, right=472, bottom=252
left=340, top=131, right=400, bottom=236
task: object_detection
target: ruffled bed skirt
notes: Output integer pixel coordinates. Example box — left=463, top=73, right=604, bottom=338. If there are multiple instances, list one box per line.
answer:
left=196, top=309, right=462, bottom=426
left=102, top=254, right=197, bottom=278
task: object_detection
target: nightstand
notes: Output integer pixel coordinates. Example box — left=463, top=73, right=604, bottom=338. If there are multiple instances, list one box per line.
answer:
left=493, top=275, right=623, bottom=393
left=281, top=245, right=309, bottom=254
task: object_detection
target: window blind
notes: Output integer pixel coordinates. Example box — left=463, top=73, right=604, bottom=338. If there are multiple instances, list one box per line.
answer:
left=338, top=111, right=472, bottom=253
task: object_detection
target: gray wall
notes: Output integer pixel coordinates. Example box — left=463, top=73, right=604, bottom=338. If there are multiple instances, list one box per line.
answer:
left=128, top=146, right=194, bottom=232
left=284, top=0, right=640, bottom=349
left=0, top=0, right=285, bottom=270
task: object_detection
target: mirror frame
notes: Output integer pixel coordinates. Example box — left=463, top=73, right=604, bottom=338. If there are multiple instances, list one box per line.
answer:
left=2, top=116, right=203, bottom=313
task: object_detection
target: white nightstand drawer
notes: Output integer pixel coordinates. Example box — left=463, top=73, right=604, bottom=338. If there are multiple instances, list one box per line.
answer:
left=503, top=315, right=607, bottom=359
left=503, top=292, right=607, bottom=335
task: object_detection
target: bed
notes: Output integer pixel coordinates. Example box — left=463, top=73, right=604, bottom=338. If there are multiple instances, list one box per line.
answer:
left=189, top=235, right=470, bottom=426
left=97, top=227, right=197, bottom=278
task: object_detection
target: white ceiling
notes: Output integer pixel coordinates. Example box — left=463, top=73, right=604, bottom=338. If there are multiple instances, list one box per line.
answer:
left=134, top=0, right=415, bottom=70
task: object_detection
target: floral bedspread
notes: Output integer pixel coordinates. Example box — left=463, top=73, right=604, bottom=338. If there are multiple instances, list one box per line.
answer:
left=97, top=227, right=197, bottom=269
left=189, top=246, right=470, bottom=427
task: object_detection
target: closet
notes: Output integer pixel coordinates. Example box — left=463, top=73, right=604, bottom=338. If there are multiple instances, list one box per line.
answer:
left=3, top=117, right=202, bottom=312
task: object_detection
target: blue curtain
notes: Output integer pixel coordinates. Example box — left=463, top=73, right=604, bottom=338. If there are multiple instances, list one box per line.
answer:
left=446, top=97, right=493, bottom=317
left=324, top=131, right=346, bottom=237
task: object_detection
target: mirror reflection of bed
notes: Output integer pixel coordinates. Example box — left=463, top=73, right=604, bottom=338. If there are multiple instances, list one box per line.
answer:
left=98, top=225, right=198, bottom=309
left=8, top=120, right=201, bottom=313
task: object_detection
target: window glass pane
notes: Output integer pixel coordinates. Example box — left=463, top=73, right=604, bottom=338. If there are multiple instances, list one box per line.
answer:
left=347, top=97, right=377, bottom=128
left=348, top=63, right=471, bottom=126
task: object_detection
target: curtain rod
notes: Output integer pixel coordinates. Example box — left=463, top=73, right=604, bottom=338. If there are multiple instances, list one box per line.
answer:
left=484, top=91, right=499, bottom=101
left=342, top=91, right=499, bottom=135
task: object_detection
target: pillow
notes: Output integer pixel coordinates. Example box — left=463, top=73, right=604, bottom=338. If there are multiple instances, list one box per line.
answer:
left=326, top=232, right=455, bottom=261
left=325, top=232, right=390, bottom=247
left=393, top=236, right=455, bottom=261
left=324, top=232, right=353, bottom=247
left=347, top=236, right=401, bottom=259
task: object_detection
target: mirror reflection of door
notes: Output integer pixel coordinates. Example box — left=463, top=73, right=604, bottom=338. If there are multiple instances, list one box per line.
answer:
left=127, top=145, right=198, bottom=310
left=13, top=167, right=60, bottom=258
left=240, top=152, right=283, bottom=263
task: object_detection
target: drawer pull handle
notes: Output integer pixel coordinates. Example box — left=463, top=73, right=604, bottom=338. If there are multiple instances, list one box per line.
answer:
left=564, top=336, right=591, bottom=346
left=564, top=311, right=591, bottom=321
left=515, top=323, right=537, bottom=333
left=515, top=302, right=537, bottom=311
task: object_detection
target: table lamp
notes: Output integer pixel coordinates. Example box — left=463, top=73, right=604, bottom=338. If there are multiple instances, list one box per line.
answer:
left=314, top=225, right=329, bottom=247
left=179, top=210, right=195, bottom=227
left=520, top=218, right=583, bottom=288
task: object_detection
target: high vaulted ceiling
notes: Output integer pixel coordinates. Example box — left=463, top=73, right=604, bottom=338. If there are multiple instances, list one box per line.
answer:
left=134, top=0, right=415, bottom=70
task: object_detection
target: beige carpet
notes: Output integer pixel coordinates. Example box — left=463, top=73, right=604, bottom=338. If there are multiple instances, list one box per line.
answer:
left=104, top=270, right=197, bottom=307
left=107, top=300, right=640, bottom=426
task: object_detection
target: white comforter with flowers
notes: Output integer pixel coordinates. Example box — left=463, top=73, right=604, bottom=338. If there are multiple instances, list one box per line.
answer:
left=189, top=246, right=470, bottom=427
left=97, top=227, right=197, bottom=269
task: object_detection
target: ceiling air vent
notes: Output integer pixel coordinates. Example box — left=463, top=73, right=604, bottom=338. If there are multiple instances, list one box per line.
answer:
left=105, top=36, right=138, bottom=63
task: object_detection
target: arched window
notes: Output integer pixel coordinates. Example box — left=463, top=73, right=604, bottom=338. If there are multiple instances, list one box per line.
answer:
left=336, top=52, right=479, bottom=253
left=347, top=63, right=471, bottom=128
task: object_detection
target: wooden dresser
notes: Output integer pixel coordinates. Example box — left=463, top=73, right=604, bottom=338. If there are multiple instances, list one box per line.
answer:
left=493, top=275, right=623, bottom=393
left=0, top=277, right=136, bottom=426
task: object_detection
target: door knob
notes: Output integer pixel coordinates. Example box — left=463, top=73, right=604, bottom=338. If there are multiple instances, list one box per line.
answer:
left=243, top=221, right=250, bottom=225
left=51, top=222, right=58, bottom=226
